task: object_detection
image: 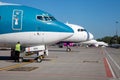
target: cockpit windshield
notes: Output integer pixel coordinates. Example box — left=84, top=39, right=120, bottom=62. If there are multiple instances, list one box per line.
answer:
left=37, top=15, right=56, bottom=21
left=77, top=29, right=87, bottom=32
left=37, top=16, right=43, bottom=20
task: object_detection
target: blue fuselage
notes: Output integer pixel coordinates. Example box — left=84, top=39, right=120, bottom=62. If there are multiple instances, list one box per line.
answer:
left=0, top=5, right=73, bottom=34
left=0, top=4, right=73, bottom=47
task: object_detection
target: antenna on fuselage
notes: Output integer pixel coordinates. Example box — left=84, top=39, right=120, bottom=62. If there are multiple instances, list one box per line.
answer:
left=66, top=21, right=69, bottom=25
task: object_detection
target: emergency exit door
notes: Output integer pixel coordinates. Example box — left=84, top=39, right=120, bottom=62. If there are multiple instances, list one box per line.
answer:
left=12, top=10, right=23, bottom=30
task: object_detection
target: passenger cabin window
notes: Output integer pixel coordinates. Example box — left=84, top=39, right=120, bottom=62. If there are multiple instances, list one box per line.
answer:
left=37, top=15, right=56, bottom=21
left=0, top=16, right=1, bottom=20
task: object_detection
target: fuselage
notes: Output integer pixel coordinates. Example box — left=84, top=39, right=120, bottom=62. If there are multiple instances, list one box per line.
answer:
left=63, top=23, right=94, bottom=42
left=0, top=2, right=74, bottom=47
left=82, top=39, right=108, bottom=47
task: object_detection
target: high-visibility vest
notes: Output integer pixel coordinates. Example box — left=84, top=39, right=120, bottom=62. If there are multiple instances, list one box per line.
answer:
left=15, top=43, right=21, bottom=52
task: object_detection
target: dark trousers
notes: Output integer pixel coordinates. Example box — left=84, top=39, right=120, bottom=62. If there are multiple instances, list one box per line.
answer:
left=15, top=51, right=20, bottom=62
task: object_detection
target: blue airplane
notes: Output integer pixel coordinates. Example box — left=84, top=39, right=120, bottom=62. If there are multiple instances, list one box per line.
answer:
left=0, top=2, right=73, bottom=58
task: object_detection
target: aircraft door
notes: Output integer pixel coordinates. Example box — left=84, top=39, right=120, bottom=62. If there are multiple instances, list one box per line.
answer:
left=12, top=10, right=23, bottom=30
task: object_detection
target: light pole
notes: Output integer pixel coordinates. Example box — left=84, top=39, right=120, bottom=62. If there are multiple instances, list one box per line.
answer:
left=115, top=21, right=118, bottom=36
left=115, top=21, right=118, bottom=44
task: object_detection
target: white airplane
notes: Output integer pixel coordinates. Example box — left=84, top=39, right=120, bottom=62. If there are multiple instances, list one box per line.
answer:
left=65, top=23, right=94, bottom=42
left=0, top=2, right=74, bottom=59
left=57, top=23, right=94, bottom=51
left=82, top=39, right=108, bottom=47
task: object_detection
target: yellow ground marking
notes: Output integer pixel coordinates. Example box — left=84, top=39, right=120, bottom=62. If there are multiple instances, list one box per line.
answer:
left=0, top=62, right=31, bottom=71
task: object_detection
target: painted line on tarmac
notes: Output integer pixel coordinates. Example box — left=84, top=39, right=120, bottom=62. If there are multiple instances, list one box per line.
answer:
left=103, top=57, right=116, bottom=78
left=104, top=49, right=120, bottom=71
left=0, top=62, right=30, bottom=71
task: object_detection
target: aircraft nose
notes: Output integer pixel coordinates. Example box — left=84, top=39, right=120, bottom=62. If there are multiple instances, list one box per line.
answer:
left=89, top=32, right=94, bottom=40
left=43, top=21, right=74, bottom=44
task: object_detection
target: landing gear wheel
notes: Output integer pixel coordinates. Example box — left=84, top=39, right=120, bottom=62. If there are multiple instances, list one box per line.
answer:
left=37, top=56, right=42, bottom=63
left=66, top=48, right=71, bottom=52
left=19, top=57, right=23, bottom=62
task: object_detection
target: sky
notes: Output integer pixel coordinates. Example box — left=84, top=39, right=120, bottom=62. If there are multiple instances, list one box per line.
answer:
left=0, top=0, right=120, bottom=39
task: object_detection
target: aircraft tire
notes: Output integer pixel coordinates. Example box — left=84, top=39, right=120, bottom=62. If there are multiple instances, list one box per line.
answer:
left=37, top=56, right=42, bottom=63
left=66, top=48, right=71, bottom=52
left=19, top=57, right=23, bottom=63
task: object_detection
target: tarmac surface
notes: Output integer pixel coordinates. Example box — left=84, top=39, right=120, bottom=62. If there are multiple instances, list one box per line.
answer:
left=0, top=46, right=120, bottom=80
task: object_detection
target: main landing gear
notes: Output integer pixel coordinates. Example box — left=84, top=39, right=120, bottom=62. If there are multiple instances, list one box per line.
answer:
left=66, top=46, right=71, bottom=52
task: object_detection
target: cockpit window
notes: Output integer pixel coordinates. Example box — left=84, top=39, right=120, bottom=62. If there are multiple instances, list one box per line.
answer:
left=49, top=16, right=56, bottom=21
left=37, top=15, right=56, bottom=21
left=77, top=29, right=81, bottom=32
left=77, top=29, right=87, bottom=32
left=44, top=16, right=51, bottom=21
left=81, top=29, right=86, bottom=31
left=37, top=16, right=43, bottom=20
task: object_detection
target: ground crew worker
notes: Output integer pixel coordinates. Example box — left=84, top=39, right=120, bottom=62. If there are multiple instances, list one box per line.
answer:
left=15, top=42, right=21, bottom=62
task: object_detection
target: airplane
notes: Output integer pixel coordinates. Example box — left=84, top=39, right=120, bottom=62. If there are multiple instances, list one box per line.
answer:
left=0, top=2, right=74, bottom=59
left=82, top=39, right=108, bottom=47
left=57, top=22, right=94, bottom=51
